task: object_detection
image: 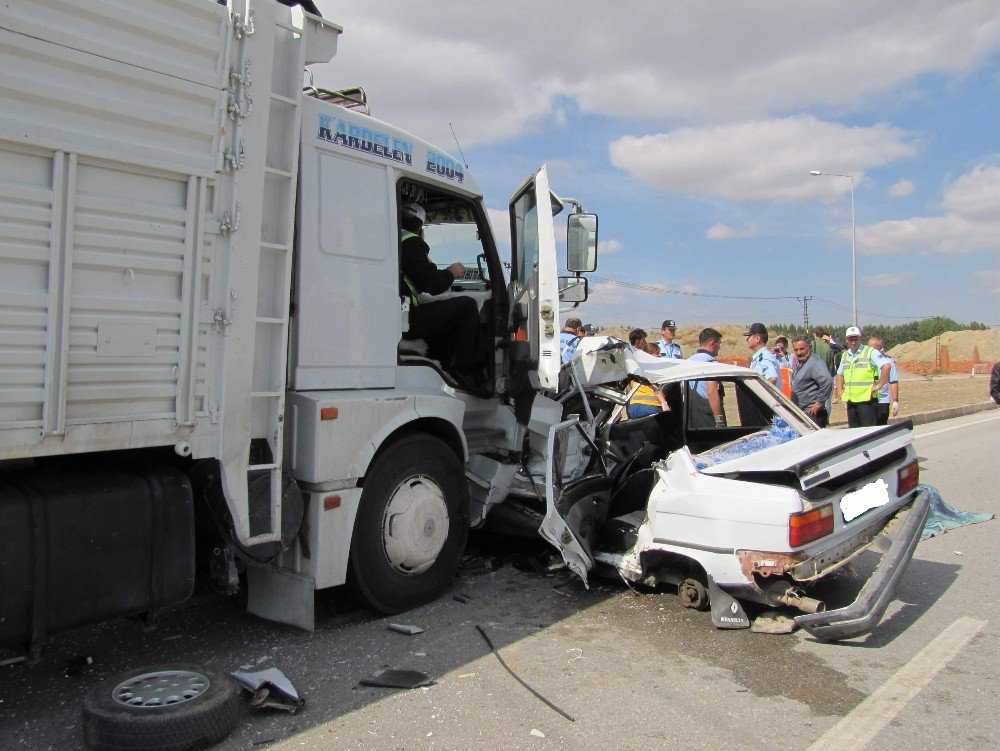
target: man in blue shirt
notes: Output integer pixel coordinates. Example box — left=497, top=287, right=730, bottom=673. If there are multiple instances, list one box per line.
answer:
left=868, top=336, right=899, bottom=425
left=560, top=317, right=585, bottom=365
left=688, top=327, right=725, bottom=429
left=744, top=322, right=779, bottom=385
left=658, top=319, right=683, bottom=359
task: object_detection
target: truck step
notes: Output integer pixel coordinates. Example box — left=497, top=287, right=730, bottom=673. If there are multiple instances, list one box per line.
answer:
left=464, top=428, right=507, bottom=452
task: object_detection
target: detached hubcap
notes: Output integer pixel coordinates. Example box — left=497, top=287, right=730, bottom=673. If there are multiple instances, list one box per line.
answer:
left=382, top=475, right=449, bottom=575
left=112, top=670, right=209, bottom=708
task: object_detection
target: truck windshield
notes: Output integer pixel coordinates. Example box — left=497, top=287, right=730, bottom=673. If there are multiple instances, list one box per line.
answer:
left=422, top=221, right=486, bottom=273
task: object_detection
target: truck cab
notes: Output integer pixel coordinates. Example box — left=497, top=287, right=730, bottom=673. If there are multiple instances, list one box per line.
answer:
left=273, top=94, right=600, bottom=625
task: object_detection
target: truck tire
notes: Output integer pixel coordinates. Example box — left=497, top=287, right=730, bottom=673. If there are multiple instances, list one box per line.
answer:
left=349, top=434, right=469, bottom=613
left=81, top=665, right=240, bottom=751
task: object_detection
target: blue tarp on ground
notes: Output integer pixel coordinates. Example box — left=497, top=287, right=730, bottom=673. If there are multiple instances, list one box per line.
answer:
left=920, top=483, right=994, bottom=539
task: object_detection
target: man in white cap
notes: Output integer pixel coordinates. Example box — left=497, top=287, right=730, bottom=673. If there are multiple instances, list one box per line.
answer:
left=834, top=326, right=891, bottom=427
left=400, top=202, right=486, bottom=395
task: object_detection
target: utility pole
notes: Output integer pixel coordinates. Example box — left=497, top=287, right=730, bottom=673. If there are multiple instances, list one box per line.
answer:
left=801, top=295, right=812, bottom=331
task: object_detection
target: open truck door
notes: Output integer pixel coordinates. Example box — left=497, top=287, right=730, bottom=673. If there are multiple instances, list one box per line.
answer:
left=508, top=166, right=562, bottom=391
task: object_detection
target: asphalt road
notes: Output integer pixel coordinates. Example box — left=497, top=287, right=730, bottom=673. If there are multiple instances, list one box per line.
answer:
left=1, top=411, right=997, bottom=751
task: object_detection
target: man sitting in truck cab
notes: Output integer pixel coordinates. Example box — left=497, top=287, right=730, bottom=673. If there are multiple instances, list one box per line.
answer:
left=400, top=202, right=487, bottom=395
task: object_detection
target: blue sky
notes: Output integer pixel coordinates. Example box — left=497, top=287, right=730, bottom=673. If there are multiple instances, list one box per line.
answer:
left=314, top=1, right=999, bottom=330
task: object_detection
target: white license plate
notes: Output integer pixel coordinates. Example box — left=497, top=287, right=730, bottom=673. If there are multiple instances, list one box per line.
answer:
left=840, top=479, right=890, bottom=522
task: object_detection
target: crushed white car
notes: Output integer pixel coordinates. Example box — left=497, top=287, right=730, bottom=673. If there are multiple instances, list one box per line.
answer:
left=534, top=337, right=930, bottom=641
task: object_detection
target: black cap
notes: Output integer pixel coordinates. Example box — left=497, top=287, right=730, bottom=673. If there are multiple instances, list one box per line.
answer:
left=661, top=319, right=676, bottom=329
left=743, top=322, right=768, bottom=338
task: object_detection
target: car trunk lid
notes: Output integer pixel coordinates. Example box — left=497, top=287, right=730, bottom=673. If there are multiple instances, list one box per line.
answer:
left=698, top=420, right=914, bottom=493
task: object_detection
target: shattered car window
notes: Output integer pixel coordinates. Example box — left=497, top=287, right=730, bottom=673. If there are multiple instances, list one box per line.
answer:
left=684, top=377, right=775, bottom=431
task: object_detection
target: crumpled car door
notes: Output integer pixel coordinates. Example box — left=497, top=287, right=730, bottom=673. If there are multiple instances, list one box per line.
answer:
left=537, top=419, right=597, bottom=584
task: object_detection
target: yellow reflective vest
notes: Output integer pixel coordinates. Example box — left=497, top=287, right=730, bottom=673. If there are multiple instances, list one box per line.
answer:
left=629, top=381, right=660, bottom=408
left=841, top=345, right=878, bottom=402
left=400, top=230, right=421, bottom=307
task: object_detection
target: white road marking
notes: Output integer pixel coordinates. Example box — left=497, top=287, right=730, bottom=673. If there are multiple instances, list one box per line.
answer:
left=917, top=413, right=1000, bottom=439
left=807, top=616, right=987, bottom=751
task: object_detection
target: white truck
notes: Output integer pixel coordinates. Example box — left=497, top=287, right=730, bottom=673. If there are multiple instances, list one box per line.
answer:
left=0, top=0, right=929, bottom=659
left=0, top=0, right=600, bottom=657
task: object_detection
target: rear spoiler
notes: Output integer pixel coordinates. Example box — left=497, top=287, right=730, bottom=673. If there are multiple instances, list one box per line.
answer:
left=794, top=420, right=911, bottom=475
left=797, top=421, right=913, bottom=491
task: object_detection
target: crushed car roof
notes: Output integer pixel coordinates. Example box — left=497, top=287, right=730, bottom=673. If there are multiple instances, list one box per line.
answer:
left=572, top=336, right=758, bottom=383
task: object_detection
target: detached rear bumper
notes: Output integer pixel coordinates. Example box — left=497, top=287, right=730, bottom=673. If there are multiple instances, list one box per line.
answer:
left=794, top=488, right=930, bottom=641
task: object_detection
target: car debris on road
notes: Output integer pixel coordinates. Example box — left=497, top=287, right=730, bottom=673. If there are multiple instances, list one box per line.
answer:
left=230, top=668, right=304, bottom=714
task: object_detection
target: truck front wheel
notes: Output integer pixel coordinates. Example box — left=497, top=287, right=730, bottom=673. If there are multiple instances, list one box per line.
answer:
left=349, top=434, right=469, bottom=613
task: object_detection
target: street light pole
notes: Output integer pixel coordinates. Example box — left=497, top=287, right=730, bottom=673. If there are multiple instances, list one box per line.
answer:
left=810, top=170, right=857, bottom=327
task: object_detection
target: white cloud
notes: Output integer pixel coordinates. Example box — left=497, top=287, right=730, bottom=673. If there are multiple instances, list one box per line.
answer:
left=857, top=215, right=997, bottom=254
left=941, top=163, right=999, bottom=220
left=856, top=160, right=1000, bottom=254
left=889, top=179, right=916, bottom=197
left=706, top=222, right=760, bottom=240
left=862, top=272, right=916, bottom=288
left=313, top=1, right=999, bottom=148
left=602, top=238, right=624, bottom=254
left=609, top=116, right=916, bottom=203
left=565, top=2, right=1000, bottom=121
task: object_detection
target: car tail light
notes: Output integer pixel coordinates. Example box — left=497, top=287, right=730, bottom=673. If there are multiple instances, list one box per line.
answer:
left=789, top=503, right=834, bottom=547
left=897, top=460, right=919, bottom=496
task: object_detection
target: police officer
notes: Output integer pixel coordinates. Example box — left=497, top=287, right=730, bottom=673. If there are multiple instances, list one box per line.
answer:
left=834, top=326, right=890, bottom=427
left=688, top=327, right=726, bottom=429
left=560, top=316, right=585, bottom=365
left=869, top=336, right=899, bottom=425
left=744, top=322, right=779, bottom=385
left=400, top=202, right=486, bottom=395
left=658, top=319, right=683, bottom=359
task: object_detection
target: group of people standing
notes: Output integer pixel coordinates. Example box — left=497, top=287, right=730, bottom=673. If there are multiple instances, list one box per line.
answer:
left=783, top=325, right=899, bottom=428
left=610, top=318, right=900, bottom=430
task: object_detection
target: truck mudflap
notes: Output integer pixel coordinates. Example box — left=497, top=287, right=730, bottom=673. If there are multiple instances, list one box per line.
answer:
left=793, top=488, right=931, bottom=642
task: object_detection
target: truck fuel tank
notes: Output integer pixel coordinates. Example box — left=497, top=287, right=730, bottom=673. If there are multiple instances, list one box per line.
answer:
left=0, top=464, right=195, bottom=654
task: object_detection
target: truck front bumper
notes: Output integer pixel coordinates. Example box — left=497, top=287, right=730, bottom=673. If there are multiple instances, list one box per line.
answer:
left=793, top=488, right=931, bottom=641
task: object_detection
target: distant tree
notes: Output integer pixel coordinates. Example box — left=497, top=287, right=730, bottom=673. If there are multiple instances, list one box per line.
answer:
left=766, top=317, right=984, bottom=351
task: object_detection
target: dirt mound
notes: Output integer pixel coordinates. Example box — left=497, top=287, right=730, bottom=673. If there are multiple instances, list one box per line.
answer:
left=889, top=329, right=1000, bottom=362
left=598, top=324, right=751, bottom=357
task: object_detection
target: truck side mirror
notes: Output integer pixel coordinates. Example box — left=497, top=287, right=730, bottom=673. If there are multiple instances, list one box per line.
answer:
left=558, top=276, right=588, bottom=303
left=566, top=213, right=598, bottom=272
